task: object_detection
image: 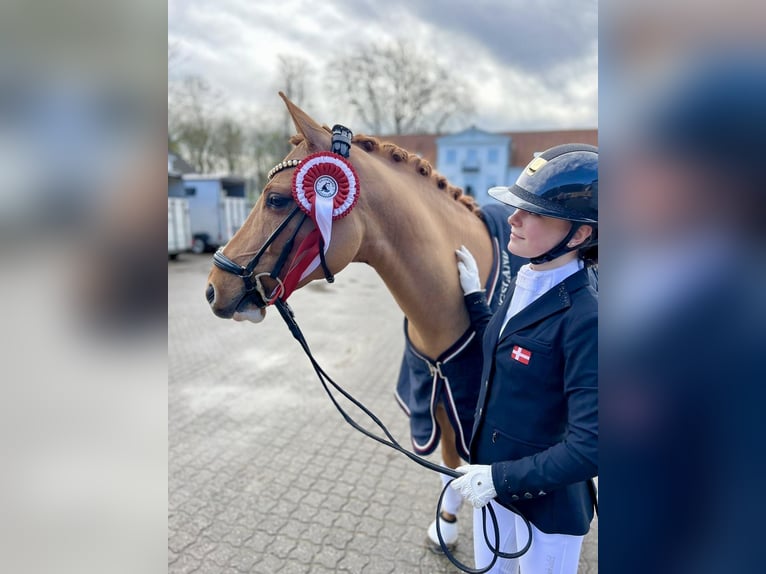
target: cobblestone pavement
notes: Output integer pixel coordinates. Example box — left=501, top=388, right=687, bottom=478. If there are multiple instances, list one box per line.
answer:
left=169, top=254, right=597, bottom=573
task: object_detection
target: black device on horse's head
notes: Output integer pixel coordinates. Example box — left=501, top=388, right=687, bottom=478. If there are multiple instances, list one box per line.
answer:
left=331, top=124, right=353, bottom=158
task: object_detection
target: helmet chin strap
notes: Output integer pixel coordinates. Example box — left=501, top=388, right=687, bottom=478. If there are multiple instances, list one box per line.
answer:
left=529, top=223, right=581, bottom=265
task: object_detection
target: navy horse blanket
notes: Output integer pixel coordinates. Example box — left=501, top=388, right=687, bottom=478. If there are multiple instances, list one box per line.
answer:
left=395, top=203, right=524, bottom=460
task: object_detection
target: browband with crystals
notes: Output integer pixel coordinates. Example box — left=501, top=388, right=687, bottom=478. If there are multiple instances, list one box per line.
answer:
left=267, top=158, right=300, bottom=181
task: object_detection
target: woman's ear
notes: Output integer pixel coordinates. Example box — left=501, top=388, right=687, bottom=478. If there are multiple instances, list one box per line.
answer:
left=568, top=224, right=593, bottom=248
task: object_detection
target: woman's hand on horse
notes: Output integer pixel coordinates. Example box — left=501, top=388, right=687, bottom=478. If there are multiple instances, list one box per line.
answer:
left=450, top=464, right=497, bottom=508
left=456, top=245, right=482, bottom=295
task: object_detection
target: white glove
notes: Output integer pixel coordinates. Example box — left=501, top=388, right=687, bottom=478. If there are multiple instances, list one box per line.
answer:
left=456, top=245, right=482, bottom=295
left=450, top=464, right=497, bottom=508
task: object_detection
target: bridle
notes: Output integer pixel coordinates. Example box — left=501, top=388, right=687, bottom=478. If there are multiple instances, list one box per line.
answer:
left=211, top=126, right=354, bottom=307
left=213, top=205, right=337, bottom=308
left=213, top=204, right=337, bottom=307
left=211, top=124, right=539, bottom=572
left=213, top=205, right=307, bottom=307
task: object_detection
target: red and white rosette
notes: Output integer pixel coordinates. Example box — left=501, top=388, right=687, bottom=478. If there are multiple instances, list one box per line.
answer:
left=290, top=152, right=359, bottom=282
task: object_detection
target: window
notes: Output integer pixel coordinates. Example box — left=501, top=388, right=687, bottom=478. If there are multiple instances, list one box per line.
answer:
left=465, top=185, right=474, bottom=197
left=488, top=148, right=499, bottom=164
left=462, top=148, right=480, bottom=173
left=446, top=149, right=457, bottom=164
left=185, top=186, right=197, bottom=197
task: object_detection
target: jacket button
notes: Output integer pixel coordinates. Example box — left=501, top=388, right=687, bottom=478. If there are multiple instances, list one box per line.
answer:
left=524, top=492, right=533, bottom=499
left=511, top=495, right=519, bottom=501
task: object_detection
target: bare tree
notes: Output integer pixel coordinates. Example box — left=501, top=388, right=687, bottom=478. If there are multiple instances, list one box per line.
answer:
left=245, top=125, right=288, bottom=195
left=210, top=118, right=245, bottom=174
left=168, top=75, right=222, bottom=172
left=276, top=54, right=311, bottom=144
left=167, top=42, right=185, bottom=154
left=327, top=39, right=474, bottom=134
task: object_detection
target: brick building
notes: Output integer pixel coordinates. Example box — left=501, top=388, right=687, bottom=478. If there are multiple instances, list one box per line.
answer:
left=384, top=127, right=598, bottom=205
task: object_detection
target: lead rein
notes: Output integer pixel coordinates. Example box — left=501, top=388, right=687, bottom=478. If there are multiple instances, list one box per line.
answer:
left=272, top=298, right=533, bottom=572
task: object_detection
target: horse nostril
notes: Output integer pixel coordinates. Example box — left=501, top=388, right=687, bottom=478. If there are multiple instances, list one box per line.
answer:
left=205, top=284, right=215, bottom=305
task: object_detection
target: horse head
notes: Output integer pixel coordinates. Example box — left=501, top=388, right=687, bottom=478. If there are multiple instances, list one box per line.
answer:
left=206, top=94, right=367, bottom=322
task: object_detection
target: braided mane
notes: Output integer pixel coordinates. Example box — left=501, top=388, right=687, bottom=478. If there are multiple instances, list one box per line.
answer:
left=289, top=131, right=482, bottom=216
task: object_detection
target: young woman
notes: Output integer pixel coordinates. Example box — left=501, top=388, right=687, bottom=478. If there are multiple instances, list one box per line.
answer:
left=451, top=144, right=598, bottom=573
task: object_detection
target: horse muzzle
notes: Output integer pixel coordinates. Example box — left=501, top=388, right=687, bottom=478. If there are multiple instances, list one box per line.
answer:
left=232, top=300, right=267, bottom=323
left=206, top=282, right=268, bottom=323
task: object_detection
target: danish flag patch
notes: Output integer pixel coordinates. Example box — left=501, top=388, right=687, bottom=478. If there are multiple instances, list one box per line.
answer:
left=511, top=345, right=532, bottom=365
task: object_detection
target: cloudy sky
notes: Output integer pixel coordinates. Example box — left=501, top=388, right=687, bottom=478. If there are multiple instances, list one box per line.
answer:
left=168, top=0, right=597, bottom=133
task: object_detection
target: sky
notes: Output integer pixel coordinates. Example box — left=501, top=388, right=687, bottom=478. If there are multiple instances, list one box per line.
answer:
left=168, top=0, right=598, bottom=133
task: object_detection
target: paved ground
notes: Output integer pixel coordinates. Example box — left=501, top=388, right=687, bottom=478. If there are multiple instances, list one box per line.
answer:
left=169, top=253, right=597, bottom=573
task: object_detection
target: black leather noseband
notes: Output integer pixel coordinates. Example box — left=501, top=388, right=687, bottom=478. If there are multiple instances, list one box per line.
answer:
left=213, top=205, right=306, bottom=307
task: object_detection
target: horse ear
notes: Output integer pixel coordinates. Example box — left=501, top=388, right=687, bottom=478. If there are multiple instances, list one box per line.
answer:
left=279, top=91, right=331, bottom=151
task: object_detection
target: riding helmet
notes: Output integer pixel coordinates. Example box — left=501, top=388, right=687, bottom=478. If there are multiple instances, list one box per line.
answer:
left=488, top=144, right=598, bottom=263
left=489, top=143, right=598, bottom=224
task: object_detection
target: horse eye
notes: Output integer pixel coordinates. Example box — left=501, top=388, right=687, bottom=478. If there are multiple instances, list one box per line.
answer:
left=266, top=194, right=291, bottom=209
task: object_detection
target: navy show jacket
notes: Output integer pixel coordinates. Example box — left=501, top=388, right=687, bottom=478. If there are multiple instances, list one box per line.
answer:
left=465, top=266, right=598, bottom=535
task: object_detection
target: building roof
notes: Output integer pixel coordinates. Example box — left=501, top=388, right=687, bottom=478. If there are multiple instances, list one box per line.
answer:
left=507, top=130, right=598, bottom=167
left=377, top=133, right=439, bottom=165
left=378, top=128, right=598, bottom=167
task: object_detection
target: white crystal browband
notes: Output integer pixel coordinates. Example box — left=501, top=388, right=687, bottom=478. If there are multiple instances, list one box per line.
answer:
left=267, top=159, right=300, bottom=181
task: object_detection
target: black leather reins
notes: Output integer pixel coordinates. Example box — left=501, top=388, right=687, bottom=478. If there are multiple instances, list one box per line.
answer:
left=273, top=298, right=533, bottom=573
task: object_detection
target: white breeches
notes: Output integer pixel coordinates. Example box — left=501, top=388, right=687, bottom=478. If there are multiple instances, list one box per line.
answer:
left=473, top=501, right=584, bottom=574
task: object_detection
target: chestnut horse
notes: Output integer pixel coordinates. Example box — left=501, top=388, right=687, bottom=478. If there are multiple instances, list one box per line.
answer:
left=206, top=93, right=506, bottom=504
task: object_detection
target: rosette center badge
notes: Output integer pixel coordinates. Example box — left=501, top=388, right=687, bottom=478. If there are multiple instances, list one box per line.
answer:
left=314, top=175, right=339, bottom=199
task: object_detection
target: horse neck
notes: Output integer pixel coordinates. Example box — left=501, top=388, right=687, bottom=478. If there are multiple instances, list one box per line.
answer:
left=355, top=168, right=494, bottom=358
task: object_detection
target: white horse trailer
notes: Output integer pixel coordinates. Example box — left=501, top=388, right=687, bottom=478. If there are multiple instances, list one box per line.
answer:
left=168, top=168, right=192, bottom=259
left=183, top=175, right=249, bottom=253
left=168, top=197, right=192, bottom=259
